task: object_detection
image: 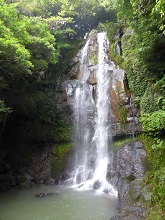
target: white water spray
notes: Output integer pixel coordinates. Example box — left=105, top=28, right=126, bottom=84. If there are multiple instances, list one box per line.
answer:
left=67, top=32, right=117, bottom=196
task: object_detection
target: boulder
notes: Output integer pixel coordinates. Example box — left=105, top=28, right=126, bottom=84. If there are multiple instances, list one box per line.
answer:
left=93, top=180, right=102, bottom=190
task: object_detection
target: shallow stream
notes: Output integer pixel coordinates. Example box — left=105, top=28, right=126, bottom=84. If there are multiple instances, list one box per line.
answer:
left=0, top=185, right=118, bottom=220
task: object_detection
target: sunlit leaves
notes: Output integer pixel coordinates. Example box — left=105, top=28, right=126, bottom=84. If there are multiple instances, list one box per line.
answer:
left=140, top=111, right=165, bottom=136
left=0, top=1, right=58, bottom=77
left=154, top=0, right=165, bottom=16
left=45, top=15, right=73, bottom=31
left=59, top=0, right=100, bottom=17
left=11, top=0, right=62, bottom=17
left=130, top=0, right=156, bottom=16
left=0, top=37, right=33, bottom=75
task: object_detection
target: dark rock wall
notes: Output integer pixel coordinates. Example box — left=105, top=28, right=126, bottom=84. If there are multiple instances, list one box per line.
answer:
left=109, top=141, right=151, bottom=220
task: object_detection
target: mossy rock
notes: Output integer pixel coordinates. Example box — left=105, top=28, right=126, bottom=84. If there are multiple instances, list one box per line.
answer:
left=112, top=137, right=135, bottom=150
left=51, top=143, right=73, bottom=178
left=146, top=206, right=165, bottom=220
left=119, top=106, right=127, bottom=123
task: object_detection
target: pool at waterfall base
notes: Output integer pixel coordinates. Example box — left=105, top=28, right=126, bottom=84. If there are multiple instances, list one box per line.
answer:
left=0, top=184, right=118, bottom=220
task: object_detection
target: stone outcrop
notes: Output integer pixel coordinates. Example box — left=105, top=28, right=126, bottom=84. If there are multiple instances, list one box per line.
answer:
left=66, top=30, right=142, bottom=138
left=109, top=141, right=151, bottom=220
left=27, top=147, right=54, bottom=184
left=0, top=144, right=55, bottom=191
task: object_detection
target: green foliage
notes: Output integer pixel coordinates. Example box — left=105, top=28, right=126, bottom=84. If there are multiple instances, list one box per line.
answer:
left=114, top=0, right=165, bottom=98
left=141, top=90, right=164, bottom=114
left=121, top=31, right=151, bottom=97
left=110, top=44, right=125, bottom=68
left=98, top=22, right=119, bottom=43
left=138, top=135, right=165, bottom=210
left=139, top=77, right=165, bottom=137
left=0, top=1, right=58, bottom=79
left=151, top=139, right=165, bottom=169
left=111, top=0, right=134, bottom=22
left=140, top=111, right=165, bottom=136
left=151, top=167, right=165, bottom=210
left=0, top=0, right=118, bottom=146
left=119, top=106, right=127, bottom=123
left=53, top=112, right=72, bottom=143
left=146, top=205, right=165, bottom=220
left=91, top=0, right=165, bottom=215
left=154, top=0, right=165, bottom=17
left=111, top=0, right=165, bottom=212
left=0, top=0, right=63, bottom=142
left=133, top=96, right=141, bottom=108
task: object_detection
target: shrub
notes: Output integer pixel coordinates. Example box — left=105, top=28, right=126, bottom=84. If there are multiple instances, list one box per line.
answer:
left=140, top=110, right=165, bottom=136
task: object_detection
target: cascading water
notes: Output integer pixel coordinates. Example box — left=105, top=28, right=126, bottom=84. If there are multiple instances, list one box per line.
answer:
left=91, top=33, right=114, bottom=194
left=66, top=32, right=117, bottom=196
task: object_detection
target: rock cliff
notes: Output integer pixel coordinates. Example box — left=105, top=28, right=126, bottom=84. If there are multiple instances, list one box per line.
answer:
left=109, top=141, right=151, bottom=220
left=66, top=30, right=142, bottom=138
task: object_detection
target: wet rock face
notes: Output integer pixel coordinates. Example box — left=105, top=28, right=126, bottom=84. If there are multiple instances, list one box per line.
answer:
left=116, top=141, right=146, bottom=180
left=0, top=144, right=56, bottom=192
left=67, top=30, right=142, bottom=138
left=115, top=141, right=147, bottom=200
left=109, top=141, right=151, bottom=220
left=28, top=147, right=54, bottom=184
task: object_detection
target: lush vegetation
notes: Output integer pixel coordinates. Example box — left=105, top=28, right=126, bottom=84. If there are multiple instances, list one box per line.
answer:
left=138, top=135, right=165, bottom=218
left=98, top=0, right=165, bottom=215
left=0, top=0, right=165, bottom=216
left=0, top=0, right=116, bottom=143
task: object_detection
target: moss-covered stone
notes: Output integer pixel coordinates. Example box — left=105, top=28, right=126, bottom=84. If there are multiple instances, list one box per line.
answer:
left=51, top=143, right=73, bottom=178
left=145, top=206, right=165, bottom=220
left=113, top=137, right=135, bottom=150
left=119, top=106, right=127, bottom=123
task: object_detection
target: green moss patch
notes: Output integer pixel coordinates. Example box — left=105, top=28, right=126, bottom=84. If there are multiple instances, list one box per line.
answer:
left=51, top=143, right=73, bottom=178
left=119, top=106, right=128, bottom=123
left=146, top=206, right=165, bottom=220
left=113, top=137, right=136, bottom=150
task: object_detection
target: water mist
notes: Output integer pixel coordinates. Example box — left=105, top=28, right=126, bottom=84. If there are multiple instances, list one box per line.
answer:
left=66, top=32, right=117, bottom=196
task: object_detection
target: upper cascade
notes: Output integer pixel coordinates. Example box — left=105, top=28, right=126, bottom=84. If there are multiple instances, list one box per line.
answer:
left=66, top=30, right=141, bottom=138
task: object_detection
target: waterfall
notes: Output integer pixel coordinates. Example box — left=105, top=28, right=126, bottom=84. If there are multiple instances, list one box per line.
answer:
left=66, top=32, right=117, bottom=196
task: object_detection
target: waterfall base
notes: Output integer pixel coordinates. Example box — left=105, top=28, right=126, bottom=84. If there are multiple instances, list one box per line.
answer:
left=72, top=179, right=117, bottom=196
